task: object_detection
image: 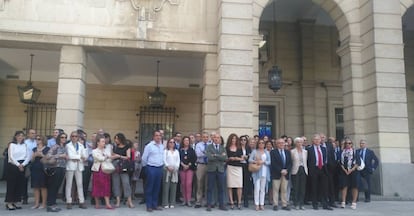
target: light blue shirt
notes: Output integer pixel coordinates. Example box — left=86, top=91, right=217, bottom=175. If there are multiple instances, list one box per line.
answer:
left=25, top=138, right=37, bottom=158
left=47, top=138, right=56, bottom=148
left=142, top=140, right=165, bottom=167
left=195, top=141, right=208, bottom=164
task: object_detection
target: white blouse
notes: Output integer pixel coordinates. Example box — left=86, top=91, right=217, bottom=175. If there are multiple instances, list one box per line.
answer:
left=9, top=143, right=31, bottom=166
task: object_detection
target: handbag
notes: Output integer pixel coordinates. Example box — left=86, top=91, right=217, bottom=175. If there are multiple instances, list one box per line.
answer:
left=248, top=162, right=261, bottom=172
left=41, top=156, right=57, bottom=166
left=248, top=151, right=262, bottom=173
left=102, top=160, right=116, bottom=174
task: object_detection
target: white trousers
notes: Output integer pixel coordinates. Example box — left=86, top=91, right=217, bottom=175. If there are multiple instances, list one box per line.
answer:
left=65, top=170, right=84, bottom=204
left=254, top=177, right=266, bottom=205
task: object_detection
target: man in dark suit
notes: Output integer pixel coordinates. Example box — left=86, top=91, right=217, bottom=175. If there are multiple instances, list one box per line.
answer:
left=205, top=133, right=228, bottom=211
left=357, top=139, right=379, bottom=202
left=270, top=138, right=292, bottom=211
left=320, top=134, right=338, bottom=208
left=306, top=134, right=333, bottom=210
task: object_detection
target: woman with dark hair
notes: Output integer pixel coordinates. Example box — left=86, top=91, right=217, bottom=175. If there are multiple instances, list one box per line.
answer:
left=339, top=138, right=361, bottom=209
left=162, top=138, right=180, bottom=208
left=225, top=133, right=243, bottom=209
left=179, top=136, right=197, bottom=207
left=30, top=135, right=50, bottom=209
left=240, top=135, right=252, bottom=208
left=5, top=131, right=30, bottom=210
left=44, top=132, right=68, bottom=212
left=112, top=133, right=134, bottom=208
left=91, top=135, right=113, bottom=210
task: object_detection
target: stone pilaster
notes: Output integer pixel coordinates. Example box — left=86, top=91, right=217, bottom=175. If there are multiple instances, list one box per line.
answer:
left=299, top=20, right=316, bottom=137
left=202, top=54, right=218, bottom=132
left=359, top=0, right=414, bottom=198
left=55, top=46, right=87, bottom=133
left=217, top=0, right=255, bottom=137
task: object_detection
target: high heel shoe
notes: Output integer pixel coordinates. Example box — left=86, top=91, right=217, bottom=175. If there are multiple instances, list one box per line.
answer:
left=6, top=204, right=16, bottom=210
left=230, top=203, right=234, bottom=210
left=127, top=202, right=135, bottom=208
left=12, top=204, right=22, bottom=209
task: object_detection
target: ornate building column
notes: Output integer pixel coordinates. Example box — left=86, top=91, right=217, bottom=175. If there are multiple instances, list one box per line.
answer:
left=55, top=46, right=87, bottom=133
left=202, top=53, right=218, bottom=132
left=216, top=0, right=255, bottom=137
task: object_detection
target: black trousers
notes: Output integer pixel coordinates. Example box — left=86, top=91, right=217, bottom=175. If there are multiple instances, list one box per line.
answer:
left=5, top=163, right=25, bottom=203
left=82, top=165, right=92, bottom=198
left=241, top=164, right=252, bottom=206
left=310, top=167, right=328, bottom=208
left=292, top=166, right=307, bottom=207
left=326, top=164, right=337, bottom=204
left=46, top=167, right=66, bottom=206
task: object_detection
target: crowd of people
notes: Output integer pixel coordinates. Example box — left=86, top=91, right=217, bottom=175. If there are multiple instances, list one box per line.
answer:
left=2, top=128, right=379, bottom=212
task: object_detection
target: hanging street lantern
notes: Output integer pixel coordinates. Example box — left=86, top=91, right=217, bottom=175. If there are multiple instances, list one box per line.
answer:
left=17, top=54, right=41, bottom=104
left=268, top=65, right=282, bottom=93
left=147, top=60, right=167, bottom=107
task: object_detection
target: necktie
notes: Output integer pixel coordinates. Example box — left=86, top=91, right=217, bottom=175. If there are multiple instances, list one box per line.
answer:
left=280, top=149, right=286, bottom=167
left=215, top=144, right=219, bottom=151
left=76, top=143, right=79, bottom=151
left=204, top=143, right=208, bottom=163
left=317, top=146, right=323, bottom=169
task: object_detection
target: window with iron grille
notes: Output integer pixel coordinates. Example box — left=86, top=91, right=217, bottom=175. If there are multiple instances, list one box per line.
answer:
left=137, top=106, right=176, bottom=152
left=25, top=103, right=56, bottom=137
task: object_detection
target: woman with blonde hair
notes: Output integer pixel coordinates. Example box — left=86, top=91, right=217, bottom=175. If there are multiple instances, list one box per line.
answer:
left=249, top=140, right=271, bottom=211
left=339, top=138, right=361, bottom=209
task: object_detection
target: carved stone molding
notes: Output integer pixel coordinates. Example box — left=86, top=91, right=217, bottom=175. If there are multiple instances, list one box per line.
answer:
left=122, top=0, right=179, bottom=12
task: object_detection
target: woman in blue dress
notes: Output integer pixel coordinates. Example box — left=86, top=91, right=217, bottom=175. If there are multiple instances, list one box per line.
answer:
left=30, top=135, right=50, bottom=209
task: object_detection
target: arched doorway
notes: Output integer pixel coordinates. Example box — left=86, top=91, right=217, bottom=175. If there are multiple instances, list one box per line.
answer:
left=254, top=0, right=354, bottom=140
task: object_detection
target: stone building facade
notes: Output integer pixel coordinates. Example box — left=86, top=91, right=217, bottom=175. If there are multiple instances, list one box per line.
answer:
left=0, top=0, right=413, bottom=198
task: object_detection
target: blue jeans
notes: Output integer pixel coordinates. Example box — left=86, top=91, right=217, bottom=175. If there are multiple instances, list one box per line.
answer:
left=145, top=166, right=163, bottom=208
left=207, top=171, right=225, bottom=207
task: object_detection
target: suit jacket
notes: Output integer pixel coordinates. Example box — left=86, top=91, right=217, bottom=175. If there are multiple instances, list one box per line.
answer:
left=290, top=148, right=308, bottom=175
left=356, top=148, right=379, bottom=174
left=324, top=142, right=336, bottom=167
left=205, top=143, right=227, bottom=173
left=306, top=144, right=327, bottom=175
left=66, top=141, right=87, bottom=171
left=270, top=148, right=292, bottom=180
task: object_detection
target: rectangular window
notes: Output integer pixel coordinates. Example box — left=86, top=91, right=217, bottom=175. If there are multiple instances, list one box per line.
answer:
left=335, top=108, right=344, bottom=141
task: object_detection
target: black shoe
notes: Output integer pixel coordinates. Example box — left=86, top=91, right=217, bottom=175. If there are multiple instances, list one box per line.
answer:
left=206, top=206, right=212, bottom=211
left=194, top=204, right=202, bottom=208
left=219, top=206, right=228, bottom=211
left=330, top=203, right=338, bottom=208
left=139, top=200, right=146, bottom=204
left=313, top=205, right=319, bottom=210
left=47, top=206, right=61, bottom=212
left=365, top=199, right=371, bottom=203
left=6, top=204, right=16, bottom=211
left=273, top=206, right=278, bottom=211
left=323, top=206, right=334, bottom=210
left=282, top=206, right=291, bottom=211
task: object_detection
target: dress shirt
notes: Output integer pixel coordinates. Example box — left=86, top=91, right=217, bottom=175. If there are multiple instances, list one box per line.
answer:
left=47, top=138, right=56, bottom=148
left=8, top=143, right=31, bottom=166
left=360, top=148, right=366, bottom=161
left=195, top=141, right=208, bottom=164
left=313, top=145, right=323, bottom=166
left=25, top=138, right=37, bottom=158
left=142, top=140, right=164, bottom=167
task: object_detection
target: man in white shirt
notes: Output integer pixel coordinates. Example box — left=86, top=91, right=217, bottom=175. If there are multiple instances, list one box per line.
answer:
left=65, top=131, right=88, bottom=209
left=23, top=128, right=37, bottom=204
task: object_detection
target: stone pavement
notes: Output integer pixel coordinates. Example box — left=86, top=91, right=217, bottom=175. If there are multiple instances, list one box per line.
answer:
left=0, top=201, right=413, bottom=216
left=1, top=180, right=413, bottom=216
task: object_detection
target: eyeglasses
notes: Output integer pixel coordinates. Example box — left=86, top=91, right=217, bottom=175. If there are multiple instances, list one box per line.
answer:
left=241, top=139, right=247, bottom=141
left=61, top=136, right=67, bottom=139
left=71, top=135, right=78, bottom=138
left=346, top=142, right=352, bottom=144
left=36, top=138, right=41, bottom=140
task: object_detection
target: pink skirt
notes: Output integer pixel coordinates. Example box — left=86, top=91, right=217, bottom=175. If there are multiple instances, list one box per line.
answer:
left=91, top=168, right=111, bottom=197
